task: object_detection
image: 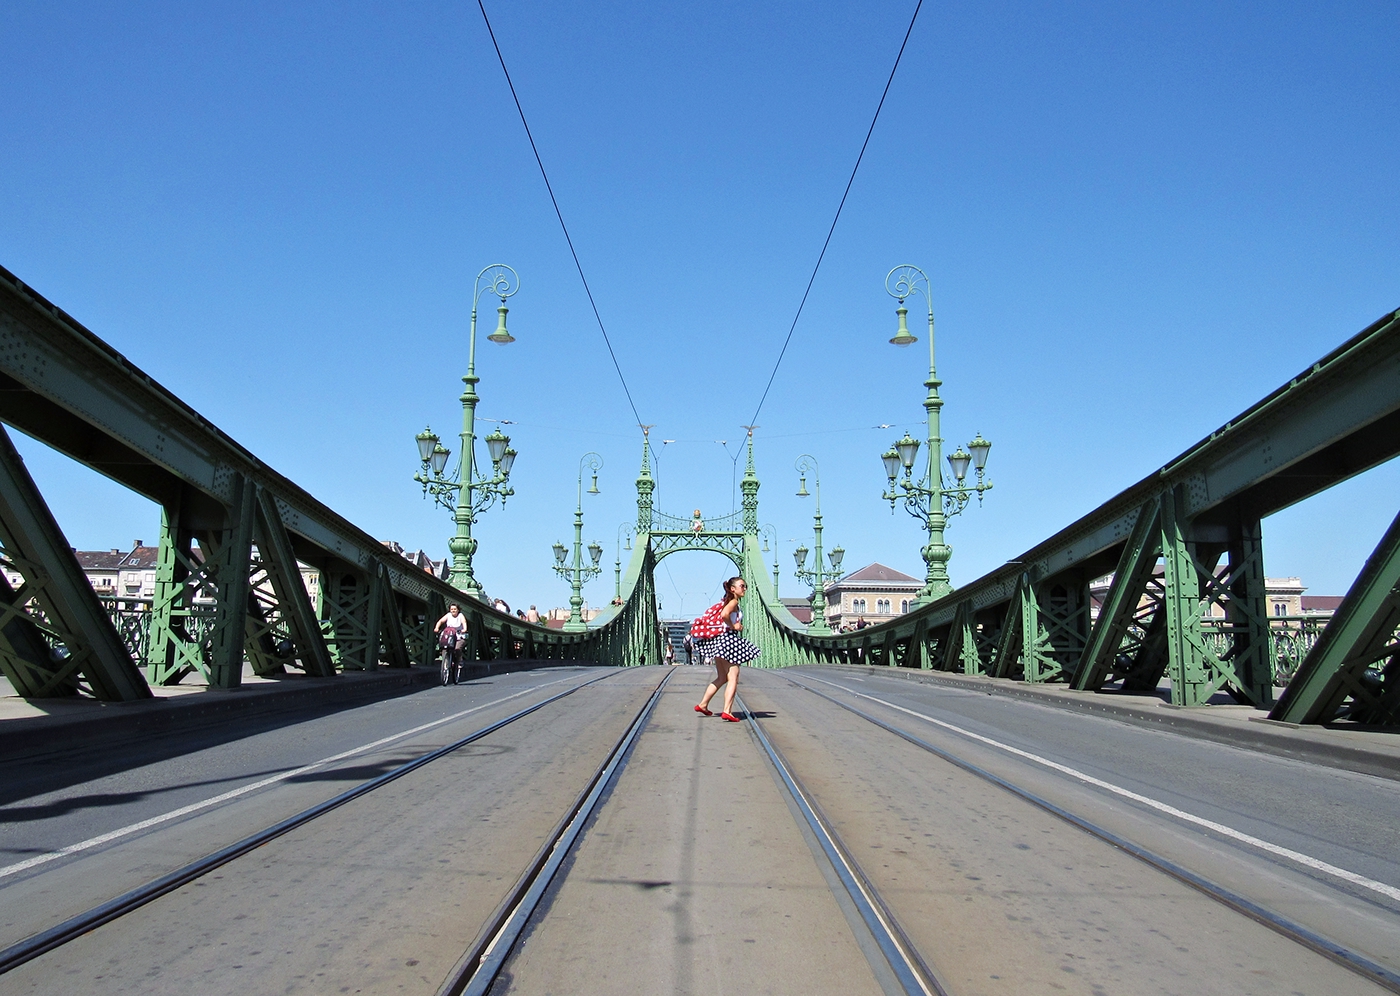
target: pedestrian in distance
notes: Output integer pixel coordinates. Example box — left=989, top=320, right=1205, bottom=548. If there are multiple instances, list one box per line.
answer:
left=434, top=603, right=469, bottom=684
left=664, top=640, right=676, bottom=666
left=692, top=576, right=761, bottom=721
left=683, top=633, right=694, bottom=665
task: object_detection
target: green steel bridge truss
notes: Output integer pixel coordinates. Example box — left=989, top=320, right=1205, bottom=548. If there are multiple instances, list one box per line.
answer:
left=0, top=262, right=1396, bottom=727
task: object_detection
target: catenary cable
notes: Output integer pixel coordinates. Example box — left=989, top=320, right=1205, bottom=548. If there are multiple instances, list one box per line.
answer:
left=475, top=0, right=645, bottom=427
left=747, top=0, right=924, bottom=426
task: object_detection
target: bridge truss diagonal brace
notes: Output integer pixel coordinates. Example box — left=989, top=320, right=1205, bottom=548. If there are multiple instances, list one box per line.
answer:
left=1073, top=500, right=1162, bottom=690
left=0, top=423, right=150, bottom=700
left=992, top=573, right=1059, bottom=682
left=375, top=564, right=412, bottom=670
left=1273, top=506, right=1400, bottom=726
left=254, top=489, right=335, bottom=677
left=941, top=601, right=983, bottom=674
left=204, top=472, right=257, bottom=688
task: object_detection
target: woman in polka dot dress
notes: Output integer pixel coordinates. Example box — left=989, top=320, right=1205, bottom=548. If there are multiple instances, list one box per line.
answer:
left=693, top=576, right=761, bottom=721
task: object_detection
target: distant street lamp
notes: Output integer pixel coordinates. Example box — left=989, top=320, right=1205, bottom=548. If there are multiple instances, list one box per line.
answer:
left=614, top=522, right=635, bottom=602
left=793, top=455, right=845, bottom=635
left=413, top=264, right=521, bottom=597
left=761, top=523, right=781, bottom=597
left=880, top=264, right=993, bottom=606
left=554, top=452, right=604, bottom=632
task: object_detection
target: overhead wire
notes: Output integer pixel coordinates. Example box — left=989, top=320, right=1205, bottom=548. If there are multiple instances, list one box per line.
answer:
left=475, top=0, right=645, bottom=428
left=746, top=0, right=925, bottom=427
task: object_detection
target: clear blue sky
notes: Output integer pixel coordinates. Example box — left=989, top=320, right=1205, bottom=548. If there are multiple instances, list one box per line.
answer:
left=3, top=1, right=1397, bottom=617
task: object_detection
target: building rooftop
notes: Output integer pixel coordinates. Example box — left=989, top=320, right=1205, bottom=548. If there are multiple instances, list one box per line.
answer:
left=74, top=543, right=159, bottom=571
left=829, top=563, right=922, bottom=587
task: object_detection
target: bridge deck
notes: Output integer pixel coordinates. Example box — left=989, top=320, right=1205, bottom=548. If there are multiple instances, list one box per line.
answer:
left=1, top=666, right=1396, bottom=993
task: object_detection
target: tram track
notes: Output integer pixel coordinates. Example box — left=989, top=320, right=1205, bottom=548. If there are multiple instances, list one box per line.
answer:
left=739, top=692, right=945, bottom=996
left=0, top=666, right=648, bottom=980
left=778, top=671, right=1400, bottom=995
left=438, top=667, right=672, bottom=996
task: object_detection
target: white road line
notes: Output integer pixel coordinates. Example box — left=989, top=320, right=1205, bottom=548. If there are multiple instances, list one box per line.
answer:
left=800, top=673, right=1400, bottom=905
left=0, top=673, right=582, bottom=882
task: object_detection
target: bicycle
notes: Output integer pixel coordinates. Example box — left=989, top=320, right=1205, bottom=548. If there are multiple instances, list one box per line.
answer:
left=438, top=631, right=465, bottom=686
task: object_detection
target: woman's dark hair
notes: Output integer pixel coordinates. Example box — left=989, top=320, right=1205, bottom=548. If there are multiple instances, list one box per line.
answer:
left=449, top=603, right=460, bottom=611
left=723, top=576, right=744, bottom=597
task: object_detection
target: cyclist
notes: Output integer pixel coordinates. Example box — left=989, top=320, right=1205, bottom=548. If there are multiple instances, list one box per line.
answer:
left=434, top=603, right=469, bottom=685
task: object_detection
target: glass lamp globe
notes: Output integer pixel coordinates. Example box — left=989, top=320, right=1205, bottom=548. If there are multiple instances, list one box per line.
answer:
left=895, top=433, right=920, bottom=469
left=415, top=428, right=439, bottom=463
left=948, top=447, right=972, bottom=482
left=968, top=433, right=992, bottom=471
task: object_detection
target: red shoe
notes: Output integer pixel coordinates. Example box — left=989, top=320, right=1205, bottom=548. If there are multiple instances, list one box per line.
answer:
left=720, top=712, right=740, bottom=722
left=694, top=704, right=713, bottom=716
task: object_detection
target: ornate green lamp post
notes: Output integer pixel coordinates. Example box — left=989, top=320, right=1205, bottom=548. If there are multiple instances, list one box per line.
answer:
left=614, top=522, right=635, bottom=602
left=553, top=452, right=604, bottom=632
left=413, top=264, right=521, bottom=597
left=793, top=455, right=845, bottom=635
left=879, top=264, right=992, bottom=606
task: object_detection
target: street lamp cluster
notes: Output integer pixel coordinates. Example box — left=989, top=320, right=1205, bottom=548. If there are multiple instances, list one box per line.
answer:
left=412, top=261, right=990, bottom=627
left=412, top=264, right=522, bottom=598
left=878, top=264, right=993, bottom=606
left=553, top=453, right=605, bottom=632
left=792, top=455, right=845, bottom=635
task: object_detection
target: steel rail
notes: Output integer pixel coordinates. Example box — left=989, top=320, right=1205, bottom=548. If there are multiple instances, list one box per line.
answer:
left=738, top=694, right=945, bottom=996
left=782, top=674, right=1400, bottom=994
left=0, top=668, right=626, bottom=976
left=439, top=667, right=674, bottom=996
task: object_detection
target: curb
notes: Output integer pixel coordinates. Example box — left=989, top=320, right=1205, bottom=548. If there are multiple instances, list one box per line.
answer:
left=799, top=664, right=1400, bottom=783
left=1, top=658, right=589, bottom=760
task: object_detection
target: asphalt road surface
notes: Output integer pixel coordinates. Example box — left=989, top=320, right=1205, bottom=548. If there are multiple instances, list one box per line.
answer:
left=1, top=663, right=1395, bottom=994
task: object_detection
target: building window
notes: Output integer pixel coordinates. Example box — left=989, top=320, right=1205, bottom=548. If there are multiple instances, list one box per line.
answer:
left=853, top=598, right=866, bottom=614
left=900, top=599, right=909, bottom=613
left=1274, top=603, right=1287, bottom=616
left=876, top=599, right=891, bottom=614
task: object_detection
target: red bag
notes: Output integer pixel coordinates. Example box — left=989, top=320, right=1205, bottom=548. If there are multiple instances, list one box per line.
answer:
left=689, top=601, right=727, bottom=639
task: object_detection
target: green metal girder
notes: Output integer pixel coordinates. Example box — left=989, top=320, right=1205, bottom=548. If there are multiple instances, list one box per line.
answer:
left=992, top=573, right=1059, bottom=682
left=0, top=424, right=148, bottom=700
left=203, top=474, right=257, bottom=688
left=254, top=488, right=336, bottom=677
left=1272, top=508, right=1400, bottom=725
left=320, top=569, right=378, bottom=671
left=941, top=601, right=983, bottom=674
left=377, top=564, right=412, bottom=669
left=1073, top=501, right=1161, bottom=690
left=147, top=498, right=210, bottom=686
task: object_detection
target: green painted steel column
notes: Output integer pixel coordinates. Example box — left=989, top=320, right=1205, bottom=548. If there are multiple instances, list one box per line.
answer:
left=1160, top=489, right=1213, bottom=707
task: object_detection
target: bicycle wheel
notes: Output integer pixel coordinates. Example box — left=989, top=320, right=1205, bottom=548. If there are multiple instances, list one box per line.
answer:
left=440, top=648, right=452, bottom=686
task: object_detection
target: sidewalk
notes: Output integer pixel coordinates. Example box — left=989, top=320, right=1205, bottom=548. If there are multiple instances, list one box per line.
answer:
left=801, top=664, right=1400, bottom=782
left=0, top=658, right=580, bottom=758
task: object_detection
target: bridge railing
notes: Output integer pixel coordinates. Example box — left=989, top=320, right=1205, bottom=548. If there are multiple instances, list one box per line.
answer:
left=738, top=307, right=1400, bottom=726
